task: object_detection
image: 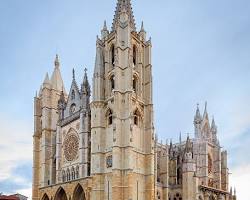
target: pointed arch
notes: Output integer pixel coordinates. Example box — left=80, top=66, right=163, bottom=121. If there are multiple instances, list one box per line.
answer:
left=41, top=193, right=49, bottom=200
left=133, top=45, right=137, bottom=66
left=71, top=166, right=75, bottom=180
left=62, top=170, right=66, bottom=182
left=54, top=187, right=67, bottom=200
left=132, top=74, right=139, bottom=94
left=72, top=184, right=86, bottom=200
left=106, top=108, right=113, bottom=125
left=110, top=44, right=115, bottom=67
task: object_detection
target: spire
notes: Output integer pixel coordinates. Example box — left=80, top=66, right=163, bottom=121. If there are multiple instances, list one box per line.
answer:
left=185, top=136, right=193, bottom=153
left=112, top=0, right=136, bottom=32
left=81, top=68, right=90, bottom=96
left=139, top=21, right=146, bottom=41
left=42, top=72, right=51, bottom=88
left=72, top=68, right=75, bottom=80
left=54, top=54, right=60, bottom=68
left=101, top=20, right=109, bottom=39
left=203, top=101, right=209, bottom=120
left=58, top=90, right=66, bottom=120
left=50, top=54, right=66, bottom=93
left=194, top=103, right=202, bottom=121
left=103, top=20, right=107, bottom=30
left=211, top=117, right=217, bottom=132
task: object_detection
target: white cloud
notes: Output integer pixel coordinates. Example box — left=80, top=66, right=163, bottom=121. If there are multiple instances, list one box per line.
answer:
left=230, top=164, right=250, bottom=200
left=0, top=115, right=32, bottom=189
left=16, top=188, right=32, bottom=200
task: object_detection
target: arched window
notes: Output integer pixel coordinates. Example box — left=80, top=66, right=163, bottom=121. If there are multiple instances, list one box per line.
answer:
left=133, top=109, right=140, bottom=126
left=177, top=167, right=182, bottom=184
left=76, top=166, right=79, bottom=179
left=71, top=90, right=75, bottom=100
left=133, top=45, right=137, bottom=66
left=67, top=168, right=70, bottom=181
left=110, top=75, right=115, bottom=91
left=111, top=45, right=115, bottom=67
left=107, top=109, right=113, bottom=125
left=71, top=167, right=75, bottom=180
left=62, top=170, right=66, bottom=182
left=133, top=75, right=138, bottom=93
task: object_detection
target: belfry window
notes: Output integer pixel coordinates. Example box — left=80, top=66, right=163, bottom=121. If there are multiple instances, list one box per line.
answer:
left=108, top=110, right=113, bottom=125
left=133, top=76, right=138, bottom=93
left=111, top=45, right=115, bottom=67
left=133, top=45, right=137, bottom=66
left=134, top=110, right=140, bottom=126
left=110, top=75, right=115, bottom=91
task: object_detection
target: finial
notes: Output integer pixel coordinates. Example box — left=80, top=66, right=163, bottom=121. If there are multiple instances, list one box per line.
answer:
left=205, top=101, right=207, bottom=112
left=234, top=187, right=236, bottom=195
left=179, top=132, right=182, bottom=144
left=54, top=54, right=60, bottom=68
left=103, top=20, right=107, bottom=30
left=72, top=68, right=75, bottom=80
left=140, top=21, right=145, bottom=32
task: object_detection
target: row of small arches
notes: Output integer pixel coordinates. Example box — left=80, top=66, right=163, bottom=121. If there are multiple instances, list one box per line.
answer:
left=62, top=166, right=79, bottom=182
left=41, top=184, right=85, bottom=200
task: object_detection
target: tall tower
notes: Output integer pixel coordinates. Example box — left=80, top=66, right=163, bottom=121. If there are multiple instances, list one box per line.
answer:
left=91, top=0, right=155, bottom=199
left=32, top=55, right=65, bottom=200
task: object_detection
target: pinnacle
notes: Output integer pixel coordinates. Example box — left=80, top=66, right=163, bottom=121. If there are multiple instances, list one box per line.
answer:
left=54, top=54, right=60, bottom=68
left=43, top=72, right=50, bottom=84
left=112, top=0, right=136, bottom=31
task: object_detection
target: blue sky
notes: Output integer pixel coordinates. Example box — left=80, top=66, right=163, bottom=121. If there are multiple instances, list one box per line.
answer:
left=0, top=0, right=249, bottom=199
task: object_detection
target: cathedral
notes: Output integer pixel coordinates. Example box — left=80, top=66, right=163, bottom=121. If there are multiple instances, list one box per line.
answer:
left=32, top=1, right=237, bottom=200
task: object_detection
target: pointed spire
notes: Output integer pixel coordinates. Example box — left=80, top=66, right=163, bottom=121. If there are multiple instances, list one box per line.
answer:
left=234, top=187, right=236, bottom=196
left=44, top=72, right=50, bottom=84
left=230, top=187, right=233, bottom=195
left=112, top=0, right=136, bottom=32
left=203, top=101, right=209, bottom=119
left=211, top=116, right=217, bottom=131
left=103, top=20, right=107, bottom=30
left=101, top=20, right=109, bottom=39
left=194, top=103, right=202, bottom=121
left=139, top=21, right=146, bottom=41
left=51, top=54, right=66, bottom=92
left=140, top=21, right=145, bottom=32
left=72, top=68, right=75, bottom=80
left=42, top=72, right=51, bottom=89
left=54, top=54, right=60, bottom=68
left=81, top=68, right=90, bottom=95
left=185, top=136, right=193, bottom=153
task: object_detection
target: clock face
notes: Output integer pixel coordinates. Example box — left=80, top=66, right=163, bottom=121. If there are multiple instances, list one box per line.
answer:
left=106, top=155, right=113, bottom=168
left=70, top=104, right=76, bottom=114
left=63, top=133, right=79, bottom=162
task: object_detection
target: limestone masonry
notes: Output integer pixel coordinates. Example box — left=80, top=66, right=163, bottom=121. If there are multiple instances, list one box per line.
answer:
left=32, top=1, right=237, bottom=200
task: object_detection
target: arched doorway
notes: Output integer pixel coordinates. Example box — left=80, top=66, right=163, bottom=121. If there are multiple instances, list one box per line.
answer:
left=55, top=187, right=67, bottom=200
left=73, top=184, right=86, bottom=200
left=41, top=193, right=49, bottom=200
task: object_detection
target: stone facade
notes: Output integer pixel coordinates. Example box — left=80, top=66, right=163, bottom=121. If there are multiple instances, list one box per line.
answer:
left=32, top=1, right=237, bottom=200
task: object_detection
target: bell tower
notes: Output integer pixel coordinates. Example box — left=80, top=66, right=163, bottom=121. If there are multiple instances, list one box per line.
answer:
left=91, top=0, right=155, bottom=199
